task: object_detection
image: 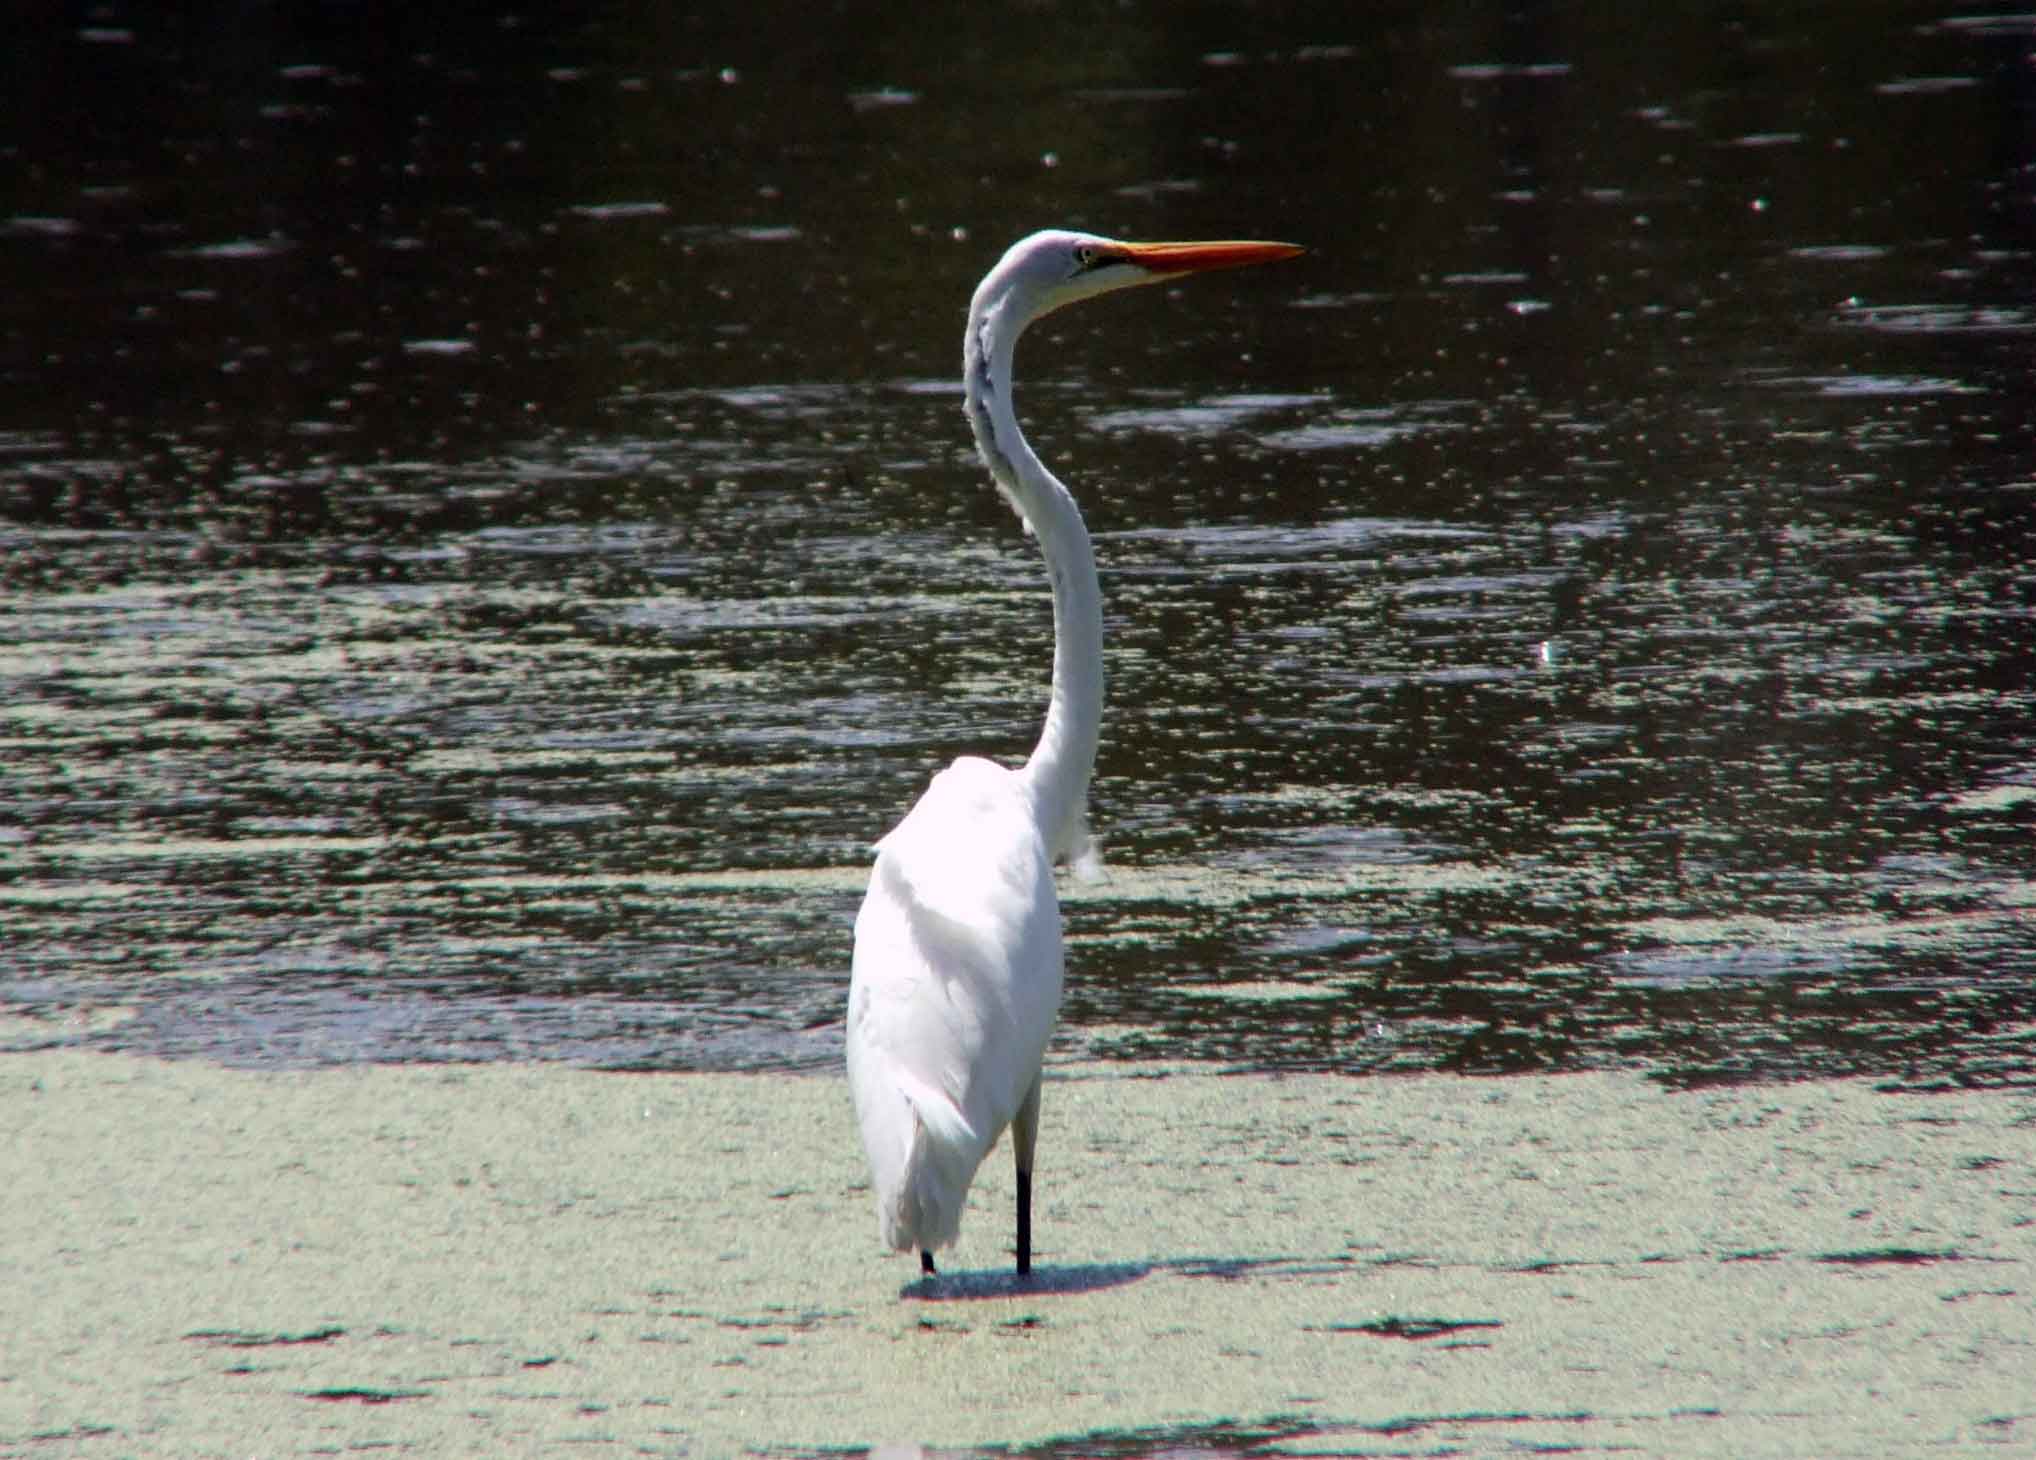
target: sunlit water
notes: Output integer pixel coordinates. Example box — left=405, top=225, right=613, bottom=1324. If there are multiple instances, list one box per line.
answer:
left=3, top=5, right=2032, bottom=1092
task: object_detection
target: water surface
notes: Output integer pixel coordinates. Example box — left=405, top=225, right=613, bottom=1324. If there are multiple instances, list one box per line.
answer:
left=3, top=3, right=2032, bottom=1088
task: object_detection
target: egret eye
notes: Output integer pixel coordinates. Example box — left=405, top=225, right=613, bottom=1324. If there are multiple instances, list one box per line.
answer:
left=1073, top=244, right=1101, bottom=272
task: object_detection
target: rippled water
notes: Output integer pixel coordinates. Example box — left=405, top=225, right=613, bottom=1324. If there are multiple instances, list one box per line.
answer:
left=3, top=4, right=2032, bottom=1088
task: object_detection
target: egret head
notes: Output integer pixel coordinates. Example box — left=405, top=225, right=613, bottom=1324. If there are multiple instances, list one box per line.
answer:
left=976, top=229, right=1303, bottom=329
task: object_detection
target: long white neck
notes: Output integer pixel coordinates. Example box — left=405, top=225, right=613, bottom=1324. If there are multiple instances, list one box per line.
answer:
left=962, top=289, right=1102, bottom=866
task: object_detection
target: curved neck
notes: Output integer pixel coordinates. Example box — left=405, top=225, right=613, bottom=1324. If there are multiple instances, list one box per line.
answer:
left=963, top=292, right=1102, bottom=864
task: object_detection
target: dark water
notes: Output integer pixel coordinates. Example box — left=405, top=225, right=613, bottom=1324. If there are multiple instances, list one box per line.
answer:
left=3, top=3, right=2033, bottom=1090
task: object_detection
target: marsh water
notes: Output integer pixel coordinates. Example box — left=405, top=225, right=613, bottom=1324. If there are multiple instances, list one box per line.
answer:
left=3, top=5, right=2032, bottom=1090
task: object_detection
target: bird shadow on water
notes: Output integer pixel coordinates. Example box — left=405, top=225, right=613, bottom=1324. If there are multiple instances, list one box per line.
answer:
left=900, top=1253, right=1312, bottom=1302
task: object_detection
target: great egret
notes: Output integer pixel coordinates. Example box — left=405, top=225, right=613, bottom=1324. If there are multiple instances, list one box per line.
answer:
left=845, top=229, right=1303, bottom=1278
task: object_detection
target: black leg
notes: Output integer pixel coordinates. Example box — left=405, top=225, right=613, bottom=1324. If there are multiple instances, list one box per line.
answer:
left=1011, top=1076, right=1041, bottom=1278
left=920, top=1249, right=936, bottom=1276
left=1015, top=1167, right=1032, bottom=1276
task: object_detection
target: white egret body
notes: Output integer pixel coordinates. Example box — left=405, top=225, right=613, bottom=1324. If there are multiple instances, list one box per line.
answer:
left=845, top=229, right=1302, bottom=1276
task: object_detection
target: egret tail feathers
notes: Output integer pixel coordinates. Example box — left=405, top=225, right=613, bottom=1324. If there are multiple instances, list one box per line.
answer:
left=878, top=1069, right=984, bottom=1255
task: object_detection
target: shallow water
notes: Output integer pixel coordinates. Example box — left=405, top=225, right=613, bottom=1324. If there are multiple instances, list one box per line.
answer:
left=3, top=4, right=2033, bottom=1089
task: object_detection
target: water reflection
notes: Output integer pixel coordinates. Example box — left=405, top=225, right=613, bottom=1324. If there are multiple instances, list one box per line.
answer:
left=2, top=3, right=2032, bottom=1088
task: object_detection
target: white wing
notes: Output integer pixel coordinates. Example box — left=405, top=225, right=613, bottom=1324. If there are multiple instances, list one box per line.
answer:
left=845, top=755, right=1064, bottom=1254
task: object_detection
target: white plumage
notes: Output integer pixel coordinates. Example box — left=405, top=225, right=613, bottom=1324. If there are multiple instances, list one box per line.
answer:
left=845, top=229, right=1302, bottom=1276
left=847, top=756, right=1060, bottom=1255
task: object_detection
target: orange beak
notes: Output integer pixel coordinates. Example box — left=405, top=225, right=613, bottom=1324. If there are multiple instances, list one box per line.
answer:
left=1111, top=239, right=1305, bottom=275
